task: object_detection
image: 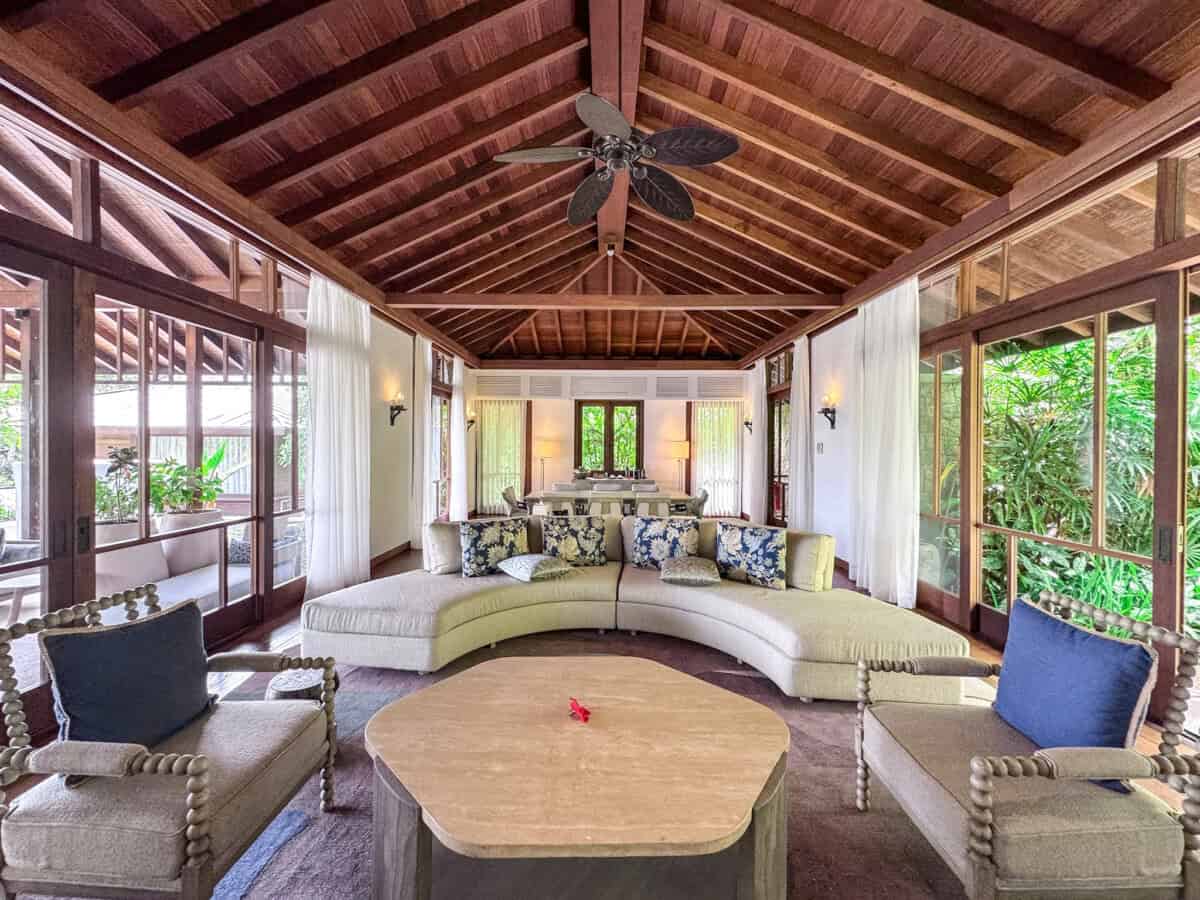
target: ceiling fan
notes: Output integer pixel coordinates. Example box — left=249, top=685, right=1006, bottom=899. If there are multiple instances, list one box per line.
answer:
left=493, top=93, right=739, bottom=226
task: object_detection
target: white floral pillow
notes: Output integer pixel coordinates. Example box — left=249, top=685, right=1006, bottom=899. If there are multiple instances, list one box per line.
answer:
left=459, top=519, right=529, bottom=577
left=497, top=554, right=572, bottom=583
left=542, top=516, right=607, bottom=566
left=632, top=516, right=699, bottom=570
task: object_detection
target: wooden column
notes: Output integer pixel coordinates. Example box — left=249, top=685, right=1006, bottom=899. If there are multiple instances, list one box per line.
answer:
left=254, top=330, right=275, bottom=619
left=69, top=157, right=100, bottom=246
left=957, top=331, right=982, bottom=632
left=17, top=307, right=39, bottom=542
left=1155, top=158, right=1187, bottom=247
left=185, top=324, right=202, bottom=469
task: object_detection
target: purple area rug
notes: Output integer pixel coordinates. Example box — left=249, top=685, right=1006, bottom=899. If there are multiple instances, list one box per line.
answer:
left=229, top=630, right=965, bottom=900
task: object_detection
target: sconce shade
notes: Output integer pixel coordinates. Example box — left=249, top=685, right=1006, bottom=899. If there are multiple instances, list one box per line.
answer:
left=669, top=440, right=691, bottom=460
left=533, top=439, right=561, bottom=459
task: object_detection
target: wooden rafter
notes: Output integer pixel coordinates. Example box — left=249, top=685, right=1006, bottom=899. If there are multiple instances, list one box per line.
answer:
left=618, top=256, right=735, bottom=357
left=486, top=243, right=598, bottom=294
left=416, top=222, right=588, bottom=294
left=622, top=250, right=716, bottom=295
left=624, top=235, right=749, bottom=294
left=639, top=72, right=958, bottom=228
left=230, top=28, right=589, bottom=197
left=498, top=246, right=599, bottom=294
left=387, top=292, right=839, bottom=309
left=624, top=241, right=732, bottom=294
left=644, top=23, right=1011, bottom=197
left=461, top=234, right=596, bottom=294
left=625, top=216, right=792, bottom=293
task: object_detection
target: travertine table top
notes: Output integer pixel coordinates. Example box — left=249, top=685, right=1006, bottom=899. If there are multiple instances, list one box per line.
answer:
left=365, top=655, right=789, bottom=859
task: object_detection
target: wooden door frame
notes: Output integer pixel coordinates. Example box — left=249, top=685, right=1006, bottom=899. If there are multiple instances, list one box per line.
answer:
left=572, top=399, right=645, bottom=473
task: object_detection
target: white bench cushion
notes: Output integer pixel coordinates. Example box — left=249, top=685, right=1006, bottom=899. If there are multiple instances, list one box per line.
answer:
left=863, top=701, right=1181, bottom=888
left=2, top=699, right=326, bottom=883
left=302, top=562, right=621, bottom=639
left=618, top=566, right=966, bottom=662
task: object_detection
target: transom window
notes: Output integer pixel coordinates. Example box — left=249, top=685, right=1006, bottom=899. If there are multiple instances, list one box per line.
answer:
left=574, top=401, right=643, bottom=475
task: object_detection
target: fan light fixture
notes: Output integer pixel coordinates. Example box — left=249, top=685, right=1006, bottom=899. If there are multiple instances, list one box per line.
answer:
left=494, top=93, right=740, bottom=225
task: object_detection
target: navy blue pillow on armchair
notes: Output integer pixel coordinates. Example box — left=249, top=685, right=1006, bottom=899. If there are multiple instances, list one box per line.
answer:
left=39, top=600, right=213, bottom=748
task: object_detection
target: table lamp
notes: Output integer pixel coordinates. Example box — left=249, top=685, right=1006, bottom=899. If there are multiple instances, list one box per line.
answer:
left=533, top=439, right=561, bottom=491
left=669, top=440, right=690, bottom=492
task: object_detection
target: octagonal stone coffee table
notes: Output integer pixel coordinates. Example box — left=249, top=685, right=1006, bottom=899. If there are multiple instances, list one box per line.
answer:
left=365, top=656, right=790, bottom=900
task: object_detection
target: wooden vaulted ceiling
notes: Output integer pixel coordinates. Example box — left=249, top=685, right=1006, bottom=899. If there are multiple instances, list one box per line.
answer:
left=3, top=0, right=1200, bottom=363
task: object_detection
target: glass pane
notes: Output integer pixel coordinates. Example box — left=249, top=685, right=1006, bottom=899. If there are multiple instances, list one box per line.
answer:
left=297, top=352, right=308, bottom=509
left=612, top=404, right=638, bottom=471
left=274, top=512, right=307, bottom=586
left=0, top=267, right=43, bottom=555
left=226, top=525, right=253, bottom=605
left=93, top=300, right=141, bottom=546
left=920, top=270, right=958, bottom=332
left=770, top=396, right=789, bottom=525
left=983, top=319, right=1095, bottom=543
left=981, top=531, right=1008, bottom=612
left=201, top=332, right=253, bottom=524
left=280, top=269, right=308, bottom=327
left=1104, top=303, right=1155, bottom=556
left=147, top=313, right=187, bottom=531
left=580, top=403, right=606, bottom=472
left=939, top=350, right=962, bottom=517
left=273, top=349, right=293, bottom=512
left=1016, top=538, right=1151, bottom=625
left=918, top=518, right=959, bottom=595
left=1185, top=280, right=1200, bottom=638
left=0, top=564, right=48, bottom=688
left=918, top=356, right=935, bottom=515
left=237, top=245, right=267, bottom=311
left=974, top=247, right=1004, bottom=310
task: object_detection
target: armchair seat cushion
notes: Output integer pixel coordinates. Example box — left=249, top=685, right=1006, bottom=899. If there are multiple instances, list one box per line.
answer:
left=2, top=699, right=326, bottom=883
left=862, top=701, right=1182, bottom=888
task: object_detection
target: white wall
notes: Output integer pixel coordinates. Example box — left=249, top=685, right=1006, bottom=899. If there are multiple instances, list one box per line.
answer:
left=810, top=316, right=859, bottom=567
left=369, top=316, right=414, bottom=558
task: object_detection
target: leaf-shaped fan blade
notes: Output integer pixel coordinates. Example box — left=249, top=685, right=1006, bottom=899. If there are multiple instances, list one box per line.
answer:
left=632, top=165, right=694, bottom=221
left=575, top=92, right=631, bottom=140
left=567, top=170, right=615, bottom=225
left=494, top=146, right=591, bottom=164
left=642, top=127, right=739, bottom=166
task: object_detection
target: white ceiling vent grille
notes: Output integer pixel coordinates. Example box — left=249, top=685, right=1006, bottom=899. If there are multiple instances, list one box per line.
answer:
left=570, top=376, right=648, bottom=398
left=474, top=375, right=522, bottom=398
left=527, top=375, right=563, bottom=398
left=654, top=376, right=691, bottom=399
left=696, top=375, right=745, bottom=399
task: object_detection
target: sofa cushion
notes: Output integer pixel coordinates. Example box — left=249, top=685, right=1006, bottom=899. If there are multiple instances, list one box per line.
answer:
left=158, top=511, right=223, bottom=575
left=497, top=553, right=572, bottom=583
left=660, top=556, right=720, bottom=587
left=303, top=562, right=621, bottom=639
left=619, top=566, right=966, bottom=662
left=786, top=531, right=834, bottom=591
left=631, top=517, right=699, bottom=569
left=2, top=699, right=326, bottom=882
left=94, top=539, right=170, bottom=596
left=716, top=522, right=787, bottom=589
left=460, top=518, right=529, bottom=577
left=530, top=515, right=621, bottom=561
left=863, top=701, right=1181, bottom=887
left=425, top=521, right=463, bottom=574
left=41, top=602, right=212, bottom=749
left=542, top=516, right=607, bottom=566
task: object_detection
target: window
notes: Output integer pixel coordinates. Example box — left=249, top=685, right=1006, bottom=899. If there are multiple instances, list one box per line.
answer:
left=272, top=347, right=308, bottom=586
left=574, top=401, right=644, bottom=474
left=765, top=349, right=792, bottom=526
left=918, top=350, right=962, bottom=596
left=766, top=350, right=792, bottom=390
left=919, top=269, right=959, bottom=333
left=477, top=399, right=526, bottom=515
left=431, top=392, right=450, bottom=520
left=692, top=401, right=742, bottom=517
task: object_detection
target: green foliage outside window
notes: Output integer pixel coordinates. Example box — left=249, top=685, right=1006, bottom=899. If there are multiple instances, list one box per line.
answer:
left=612, top=405, right=637, bottom=470
left=580, top=404, right=605, bottom=472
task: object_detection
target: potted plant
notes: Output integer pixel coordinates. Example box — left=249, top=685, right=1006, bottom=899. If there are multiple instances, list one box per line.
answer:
left=95, top=446, right=139, bottom=524
left=149, top=443, right=227, bottom=515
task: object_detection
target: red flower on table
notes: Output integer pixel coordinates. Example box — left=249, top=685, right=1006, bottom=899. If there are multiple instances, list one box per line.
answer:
left=569, top=697, right=591, bottom=723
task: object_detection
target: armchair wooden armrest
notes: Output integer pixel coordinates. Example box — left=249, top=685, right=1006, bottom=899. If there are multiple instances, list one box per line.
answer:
left=856, top=656, right=1001, bottom=706
left=207, top=651, right=335, bottom=673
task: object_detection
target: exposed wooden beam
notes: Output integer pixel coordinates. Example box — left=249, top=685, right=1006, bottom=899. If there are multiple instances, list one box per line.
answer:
left=619, top=255, right=735, bottom=357
left=93, top=0, right=342, bottom=110
left=346, top=163, right=590, bottom=270
left=452, top=308, right=532, bottom=346
left=622, top=250, right=722, bottom=295
left=887, top=0, right=1170, bottom=109
left=644, top=24, right=1010, bottom=197
left=497, top=246, right=599, bottom=294
left=315, top=121, right=588, bottom=250
left=484, top=243, right=598, bottom=294
left=624, top=240, right=738, bottom=294
left=625, top=215, right=788, bottom=293
left=69, top=155, right=99, bottom=244
left=477, top=356, right=745, bottom=370
left=279, top=81, right=584, bottom=227
left=387, top=292, right=839, bottom=309
left=230, top=28, right=589, bottom=197
left=639, top=72, right=958, bottom=229
left=623, top=234, right=750, bottom=294
left=697, top=0, right=1078, bottom=158
left=177, top=0, right=551, bottom=162
left=458, top=233, right=595, bottom=293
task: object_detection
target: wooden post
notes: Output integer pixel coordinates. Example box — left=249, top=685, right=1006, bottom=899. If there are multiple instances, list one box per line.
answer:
left=957, top=331, right=982, bottom=632
left=372, top=758, right=432, bottom=900
left=72, top=268, right=95, bottom=603
left=1155, top=158, right=1187, bottom=247
left=185, top=324, right=202, bottom=469
left=69, top=157, right=100, bottom=246
left=254, top=330, right=275, bottom=618
left=17, top=307, right=39, bottom=543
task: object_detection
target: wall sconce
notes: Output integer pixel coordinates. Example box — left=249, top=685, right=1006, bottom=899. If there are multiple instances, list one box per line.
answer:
left=466, top=408, right=477, bottom=431
left=389, top=391, right=407, bottom=427
left=743, top=417, right=753, bottom=435
left=818, top=394, right=837, bottom=430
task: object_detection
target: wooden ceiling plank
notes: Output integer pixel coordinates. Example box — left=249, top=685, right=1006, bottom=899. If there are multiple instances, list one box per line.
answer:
left=315, top=121, right=588, bottom=250
left=488, top=311, right=540, bottom=355
left=95, top=0, right=343, bottom=110
left=625, top=239, right=741, bottom=294
left=454, top=308, right=532, bottom=346
left=625, top=216, right=783, bottom=292
left=422, top=222, right=587, bottom=293
left=230, top=28, right=589, bottom=197
left=279, top=80, right=583, bottom=227
left=887, top=0, right=1169, bottom=108
left=620, top=256, right=737, bottom=357
left=179, top=0, right=552, bottom=162
left=477, top=239, right=597, bottom=294
left=372, top=190, right=573, bottom=286
left=622, top=250, right=714, bottom=295
left=347, top=163, right=589, bottom=271
left=644, top=23, right=1010, bottom=197
left=387, top=292, right=840, bottom=309
left=623, top=235, right=747, bottom=293
left=517, top=252, right=605, bottom=295
left=698, top=0, right=1078, bottom=157
left=460, top=233, right=595, bottom=293
left=689, top=310, right=764, bottom=348
left=639, top=72, right=958, bottom=228
left=496, top=246, right=598, bottom=294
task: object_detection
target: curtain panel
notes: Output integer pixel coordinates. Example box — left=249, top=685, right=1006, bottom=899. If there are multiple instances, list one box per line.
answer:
left=411, top=337, right=433, bottom=559
left=851, top=276, right=920, bottom=608
left=692, top=400, right=743, bottom=517
left=788, top=336, right=813, bottom=531
left=303, top=275, right=371, bottom=599
left=477, top=399, right=526, bottom=515
left=449, top=358, right=469, bottom=522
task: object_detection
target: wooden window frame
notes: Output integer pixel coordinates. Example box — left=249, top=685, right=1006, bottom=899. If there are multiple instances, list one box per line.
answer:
left=573, top=400, right=645, bottom=474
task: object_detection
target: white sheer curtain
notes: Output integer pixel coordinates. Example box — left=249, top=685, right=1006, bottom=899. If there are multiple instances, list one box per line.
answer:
left=410, top=337, right=434, bottom=563
left=742, top=359, right=768, bottom=523
left=788, top=336, right=813, bottom=531
left=303, top=275, right=371, bottom=599
left=851, top=276, right=920, bottom=608
left=449, top=357, right=469, bottom=522
left=477, top=399, right=526, bottom=515
left=691, top=401, right=742, bottom=516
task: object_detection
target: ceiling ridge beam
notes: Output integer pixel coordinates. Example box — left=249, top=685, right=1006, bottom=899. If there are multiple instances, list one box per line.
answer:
left=178, top=0, right=550, bottom=162
left=279, top=80, right=584, bottom=227
left=315, top=121, right=588, bottom=250
left=696, top=0, right=1078, bottom=157
left=643, top=23, right=1010, bottom=197
left=409, top=221, right=586, bottom=293
left=346, top=162, right=590, bottom=270
left=385, top=293, right=840, bottom=309
left=230, top=27, right=589, bottom=197
left=639, top=72, right=958, bottom=228
left=94, top=0, right=343, bottom=110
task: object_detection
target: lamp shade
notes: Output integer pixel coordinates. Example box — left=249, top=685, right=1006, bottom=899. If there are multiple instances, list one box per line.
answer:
left=669, top=440, right=691, bottom=460
left=533, top=439, right=561, bottom=459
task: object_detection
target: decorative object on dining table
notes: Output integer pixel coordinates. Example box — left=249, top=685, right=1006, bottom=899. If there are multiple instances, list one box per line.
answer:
left=569, top=697, right=591, bottom=723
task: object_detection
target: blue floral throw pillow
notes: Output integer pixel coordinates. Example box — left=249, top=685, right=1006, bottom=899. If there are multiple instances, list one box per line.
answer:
left=543, top=516, right=607, bottom=567
left=716, top=522, right=787, bottom=590
left=633, top=517, right=699, bottom=569
left=460, top=518, right=529, bottom=577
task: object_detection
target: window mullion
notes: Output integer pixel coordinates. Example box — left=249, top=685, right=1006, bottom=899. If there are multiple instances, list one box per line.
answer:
left=1093, top=313, right=1107, bottom=551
